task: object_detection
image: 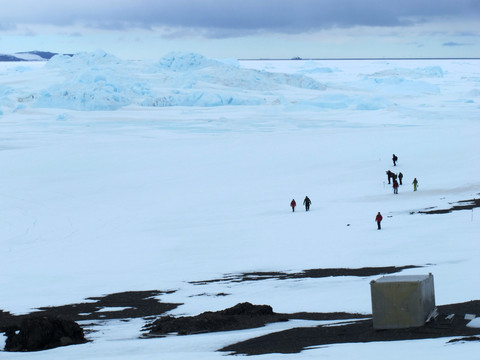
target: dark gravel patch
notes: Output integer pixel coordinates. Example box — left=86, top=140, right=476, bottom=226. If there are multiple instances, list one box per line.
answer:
left=144, top=302, right=286, bottom=336
left=0, top=290, right=180, bottom=331
left=220, top=300, right=480, bottom=355
left=448, top=335, right=480, bottom=343
left=190, top=265, right=422, bottom=285
left=2, top=290, right=478, bottom=355
left=144, top=302, right=369, bottom=337
left=418, top=197, right=480, bottom=215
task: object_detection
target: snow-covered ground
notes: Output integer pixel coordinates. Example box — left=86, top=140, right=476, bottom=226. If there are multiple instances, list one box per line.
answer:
left=0, top=53, right=479, bottom=359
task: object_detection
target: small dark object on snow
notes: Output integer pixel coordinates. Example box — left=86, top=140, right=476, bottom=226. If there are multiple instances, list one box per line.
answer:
left=4, top=316, right=87, bottom=352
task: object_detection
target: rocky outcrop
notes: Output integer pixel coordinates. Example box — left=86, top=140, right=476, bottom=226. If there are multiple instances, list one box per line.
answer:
left=146, top=302, right=286, bottom=335
left=4, top=316, right=87, bottom=352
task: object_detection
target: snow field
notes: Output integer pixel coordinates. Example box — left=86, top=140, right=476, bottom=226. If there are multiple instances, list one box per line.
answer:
left=0, top=54, right=479, bottom=359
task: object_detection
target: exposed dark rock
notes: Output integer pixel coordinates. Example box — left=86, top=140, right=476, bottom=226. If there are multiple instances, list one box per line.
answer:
left=34, top=290, right=180, bottom=322
left=4, top=316, right=87, bottom=352
left=0, top=290, right=182, bottom=351
left=145, top=302, right=370, bottom=337
left=15, top=51, right=60, bottom=60
left=3, top=288, right=479, bottom=355
left=4, top=290, right=478, bottom=356
left=0, top=290, right=180, bottom=331
left=0, top=310, right=17, bottom=331
left=145, top=302, right=286, bottom=336
left=190, top=265, right=422, bottom=285
left=221, top=300, right=480, bottom=355
left=448, top=335, right=480, bottom=343
left=0, top=55, right=26, bottom=62
left=418, top=197, right=480, bottom=214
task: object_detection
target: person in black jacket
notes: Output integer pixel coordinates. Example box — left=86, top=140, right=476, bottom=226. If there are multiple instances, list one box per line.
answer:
left=303, top=196, right=311, bottom=211
left=392, top=154, right=398, bottom=166
left=386, top=170, right=394, bottom=184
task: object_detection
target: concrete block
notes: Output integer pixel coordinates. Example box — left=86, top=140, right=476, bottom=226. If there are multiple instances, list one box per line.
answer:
left=370, top=273, right=435, bottom=329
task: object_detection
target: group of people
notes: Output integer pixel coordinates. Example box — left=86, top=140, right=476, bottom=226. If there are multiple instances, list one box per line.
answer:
left=286, top=154, right=420, bottom=232
left=386, top=170, right=403, bottom=194
left=290, top=196, right=311, bottom=212
left=386, top=170, right=402, bottom=185
left=377, top=154, right=420, bottom=229
left=386, top=155, right=419, bottom=194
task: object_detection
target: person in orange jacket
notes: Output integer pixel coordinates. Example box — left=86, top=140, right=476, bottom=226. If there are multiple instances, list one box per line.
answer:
left=375, top=212, right=383, bottom=230
left=290, top=199, right=296, bottom=212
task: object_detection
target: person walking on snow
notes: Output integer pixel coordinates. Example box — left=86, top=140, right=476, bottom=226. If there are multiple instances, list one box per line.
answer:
left=375, top=212, right=383, bottom=230
left=412, top=178, right=418, bottom=191
left=303, top=196, right=311, bottom=211
left=290, top=199, right=296, bottom=212
left=398, top=172, right=403, bottom=185
left=392, top=154, right=398, bottom=166
left=393, top=179, right=399, bottom=194
left=386, top=170, right=394, bottom=184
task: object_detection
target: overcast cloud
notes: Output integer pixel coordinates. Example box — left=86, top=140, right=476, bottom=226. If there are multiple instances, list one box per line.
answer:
left=1, top=0, right=478, bottom=59
left=1, top=0, right=479, bottom=37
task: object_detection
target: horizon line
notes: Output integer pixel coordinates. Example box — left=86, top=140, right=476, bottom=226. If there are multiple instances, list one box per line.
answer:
left=238, top=57, right=480, bottom=61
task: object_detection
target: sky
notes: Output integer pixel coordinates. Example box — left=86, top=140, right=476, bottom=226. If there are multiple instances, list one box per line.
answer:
left=0, top=0, right=479, bottom=60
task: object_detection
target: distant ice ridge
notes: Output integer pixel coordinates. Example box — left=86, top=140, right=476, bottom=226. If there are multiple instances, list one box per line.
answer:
left=0, top=51, right=454, bottom=114
left=152, top=52, right=324, bottom=90
left=31, top=51, right=326, bottom=111
left=369, top=66, right=444, bottom=79
left=358, top=66, right=443, bottom=96
left=359, top=76, right=441, bottom=95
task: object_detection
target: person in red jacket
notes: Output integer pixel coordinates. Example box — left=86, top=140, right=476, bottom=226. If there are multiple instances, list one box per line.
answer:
left=375, top=212, right=383, bottom=230
left=290, top=199, right=296, bottom=212
left=392, top=179, right=399, bottom=194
